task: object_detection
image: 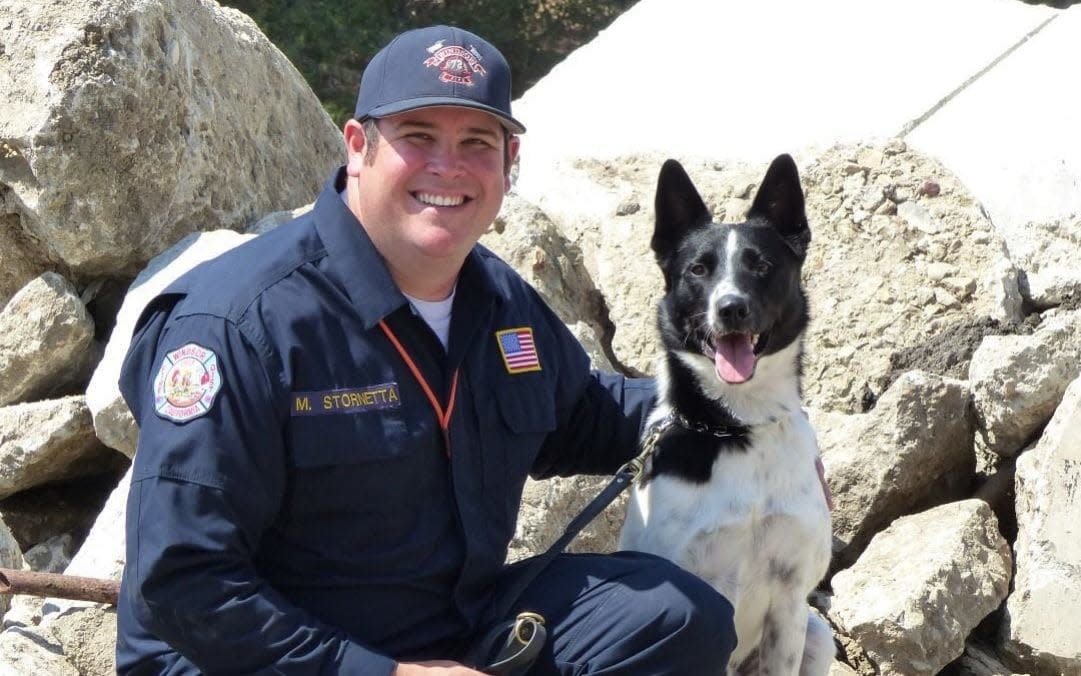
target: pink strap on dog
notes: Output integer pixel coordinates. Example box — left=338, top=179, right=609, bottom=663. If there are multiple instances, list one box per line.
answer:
left=815, top=457, right=833, bottom=511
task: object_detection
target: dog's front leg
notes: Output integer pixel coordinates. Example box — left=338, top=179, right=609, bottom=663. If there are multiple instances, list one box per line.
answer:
left=799, top=611, right=834, bottom=676
left=757, top=598, right=807, bottom=676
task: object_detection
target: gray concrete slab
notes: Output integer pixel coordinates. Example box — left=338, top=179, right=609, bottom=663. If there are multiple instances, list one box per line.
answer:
left=513, top=0, right=1077, bottom=234
left=907, top=7, right=1080, bottom=235
left=514, top=0, right=1056, bottom=162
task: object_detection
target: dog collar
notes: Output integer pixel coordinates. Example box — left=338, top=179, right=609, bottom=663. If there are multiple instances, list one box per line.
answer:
left=658, top=412, right=740, bottom=440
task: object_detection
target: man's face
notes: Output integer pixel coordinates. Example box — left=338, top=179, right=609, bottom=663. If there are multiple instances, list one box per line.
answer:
left=346, top=106, right=519, bottom=280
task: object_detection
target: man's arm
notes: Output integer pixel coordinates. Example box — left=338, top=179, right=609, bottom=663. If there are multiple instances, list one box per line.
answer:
left=522, top=295, right=656, bottom=479
left=120, top=309, right=398, bottom=675
left=531, top=370, right=655, bottom=479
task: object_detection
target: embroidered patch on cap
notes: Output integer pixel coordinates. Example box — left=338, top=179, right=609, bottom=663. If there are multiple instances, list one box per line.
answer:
left=153, top=343, right=222, bottom=422
left=496, top=327, right=541, bottom=374
left=424, top=40, right=487, bottom=86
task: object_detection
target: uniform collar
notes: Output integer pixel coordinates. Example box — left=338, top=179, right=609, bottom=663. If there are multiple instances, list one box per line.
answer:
left=313, top=167, right=502, bottom=330
left=447, top=248, right=502, bottom=366
left=312, top=168, right=405, bottom=329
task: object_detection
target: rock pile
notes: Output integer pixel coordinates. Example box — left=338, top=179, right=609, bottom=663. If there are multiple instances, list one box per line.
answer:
left=2, top=1, right=1080, bottom=674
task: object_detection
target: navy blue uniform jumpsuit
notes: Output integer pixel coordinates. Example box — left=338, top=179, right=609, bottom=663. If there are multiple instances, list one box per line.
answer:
left=116, top=168, right=735, bottom=674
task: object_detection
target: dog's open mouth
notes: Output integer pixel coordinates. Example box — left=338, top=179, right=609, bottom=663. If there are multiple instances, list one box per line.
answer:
left=705, top=332, right=764, bottom=384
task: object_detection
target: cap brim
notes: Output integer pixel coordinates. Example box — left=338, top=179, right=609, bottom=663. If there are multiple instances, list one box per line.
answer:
left=362, top=96, right=526, bottom=134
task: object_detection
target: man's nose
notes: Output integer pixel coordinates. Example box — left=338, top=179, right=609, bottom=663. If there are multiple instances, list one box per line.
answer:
left=426, top=142, right=464, bottom=176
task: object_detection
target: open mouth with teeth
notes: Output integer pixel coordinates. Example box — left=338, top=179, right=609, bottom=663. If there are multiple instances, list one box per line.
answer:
left=703, top=332, right=765, bottom=384
left=413, top=191, right=469, bottom=208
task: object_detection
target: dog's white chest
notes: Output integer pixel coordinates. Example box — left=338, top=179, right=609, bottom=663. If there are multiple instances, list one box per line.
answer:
left=621, top=413, right=832, bottom=618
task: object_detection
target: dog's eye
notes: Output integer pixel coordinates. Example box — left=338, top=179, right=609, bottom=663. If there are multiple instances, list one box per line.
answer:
left=743, top=252, right=771, bottom=276
left=689, top=263, right=708, bottom=277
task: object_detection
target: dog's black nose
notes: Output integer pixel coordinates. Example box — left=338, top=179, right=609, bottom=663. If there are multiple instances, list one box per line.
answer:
left=716, top=295, right=750, bottom=324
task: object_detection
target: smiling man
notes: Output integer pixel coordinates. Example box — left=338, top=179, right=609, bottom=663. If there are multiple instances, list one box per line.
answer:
left=117, top=25, right=736, bottom=675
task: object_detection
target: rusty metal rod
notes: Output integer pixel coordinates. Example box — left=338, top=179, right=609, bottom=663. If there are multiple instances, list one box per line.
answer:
left=0, top=568, right=119, bottom=605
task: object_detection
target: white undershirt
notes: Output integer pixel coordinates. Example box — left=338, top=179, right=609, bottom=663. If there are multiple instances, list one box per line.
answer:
left=340, top=188, right=456, bottom=348
left=404, top=290, right=455, bottom=349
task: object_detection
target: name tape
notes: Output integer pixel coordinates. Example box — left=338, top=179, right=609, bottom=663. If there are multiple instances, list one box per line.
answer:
left=291, top=382, right=401, bottom=416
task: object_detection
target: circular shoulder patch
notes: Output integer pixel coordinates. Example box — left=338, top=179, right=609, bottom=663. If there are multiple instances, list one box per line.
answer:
left=153, top=343, right=223, bottom=422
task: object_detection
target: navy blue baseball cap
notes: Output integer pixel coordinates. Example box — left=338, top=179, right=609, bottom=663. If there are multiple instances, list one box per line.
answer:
left=355, top=25, right=526, bottom=134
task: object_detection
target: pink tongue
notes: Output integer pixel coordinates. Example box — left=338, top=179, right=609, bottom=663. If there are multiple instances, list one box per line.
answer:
left=714, top=334, right=756, bottom=384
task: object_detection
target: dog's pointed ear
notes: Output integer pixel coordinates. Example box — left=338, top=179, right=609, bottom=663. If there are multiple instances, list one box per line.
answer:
left=652, top=159, right=711, bottom=265
left=748, top=154, right=810, bottom=258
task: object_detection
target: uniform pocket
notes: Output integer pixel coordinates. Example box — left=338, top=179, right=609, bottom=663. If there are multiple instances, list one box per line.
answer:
left=493, top=383, right=557, bottom=436
left=289, top=412, right=414, bottom=467
left=479, top=383, right=558, bottom=535
left=282, top=411, right=440, bottom=547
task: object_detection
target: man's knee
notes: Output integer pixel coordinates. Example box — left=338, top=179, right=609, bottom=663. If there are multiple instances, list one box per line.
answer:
left=513, top=553, right=737, bottom=672
left=650, top=560, right=737, bottom=664
left=589, top=554, right=736, bottom=668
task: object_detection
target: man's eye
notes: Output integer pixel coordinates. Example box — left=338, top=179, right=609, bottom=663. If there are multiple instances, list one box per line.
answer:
left=464, top=137, right=494, bottom=148
left=689, top=263, right=708, bottom=277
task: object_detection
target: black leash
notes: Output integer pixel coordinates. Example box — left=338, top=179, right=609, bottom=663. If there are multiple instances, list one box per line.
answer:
left=469, top=416, right=679, bottom=675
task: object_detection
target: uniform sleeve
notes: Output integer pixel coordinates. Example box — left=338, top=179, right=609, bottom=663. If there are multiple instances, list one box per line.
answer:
left=526, top=300, right=656, bottom=479
left=119, top=308, right=398, bottom=676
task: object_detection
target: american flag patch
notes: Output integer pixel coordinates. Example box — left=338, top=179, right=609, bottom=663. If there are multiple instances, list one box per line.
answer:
left=496, top=327, right=542, bottom=374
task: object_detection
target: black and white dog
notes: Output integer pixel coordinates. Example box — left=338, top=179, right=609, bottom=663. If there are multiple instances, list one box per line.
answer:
left=620, top=156, right=834, bottom=675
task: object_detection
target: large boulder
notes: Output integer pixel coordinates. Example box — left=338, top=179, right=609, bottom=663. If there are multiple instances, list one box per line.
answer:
left=830, top=499, right=1012, bottom=676
left=969, top=308, right=1081, bottom=458
left=0, top=273, right=94, bottom=407
left=0, top=396, right=111, bottom=500
left=0, top=0, right=342, bottom=281
left=1003, top=375, right=1081, bottom=674
left=811, top=371, right=974, bottom=564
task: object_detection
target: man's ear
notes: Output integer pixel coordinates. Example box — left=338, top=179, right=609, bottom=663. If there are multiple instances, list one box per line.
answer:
left=343, top=119, right=368, bottom=177
left=504, top=134, right=521, bottom=193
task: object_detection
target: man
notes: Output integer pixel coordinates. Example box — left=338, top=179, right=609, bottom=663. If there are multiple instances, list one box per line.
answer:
left=117, top=25, right=736, bottom=675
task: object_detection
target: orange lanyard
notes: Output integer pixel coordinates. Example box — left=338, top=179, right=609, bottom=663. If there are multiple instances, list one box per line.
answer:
left=378, top=319, right=459, bottom=457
